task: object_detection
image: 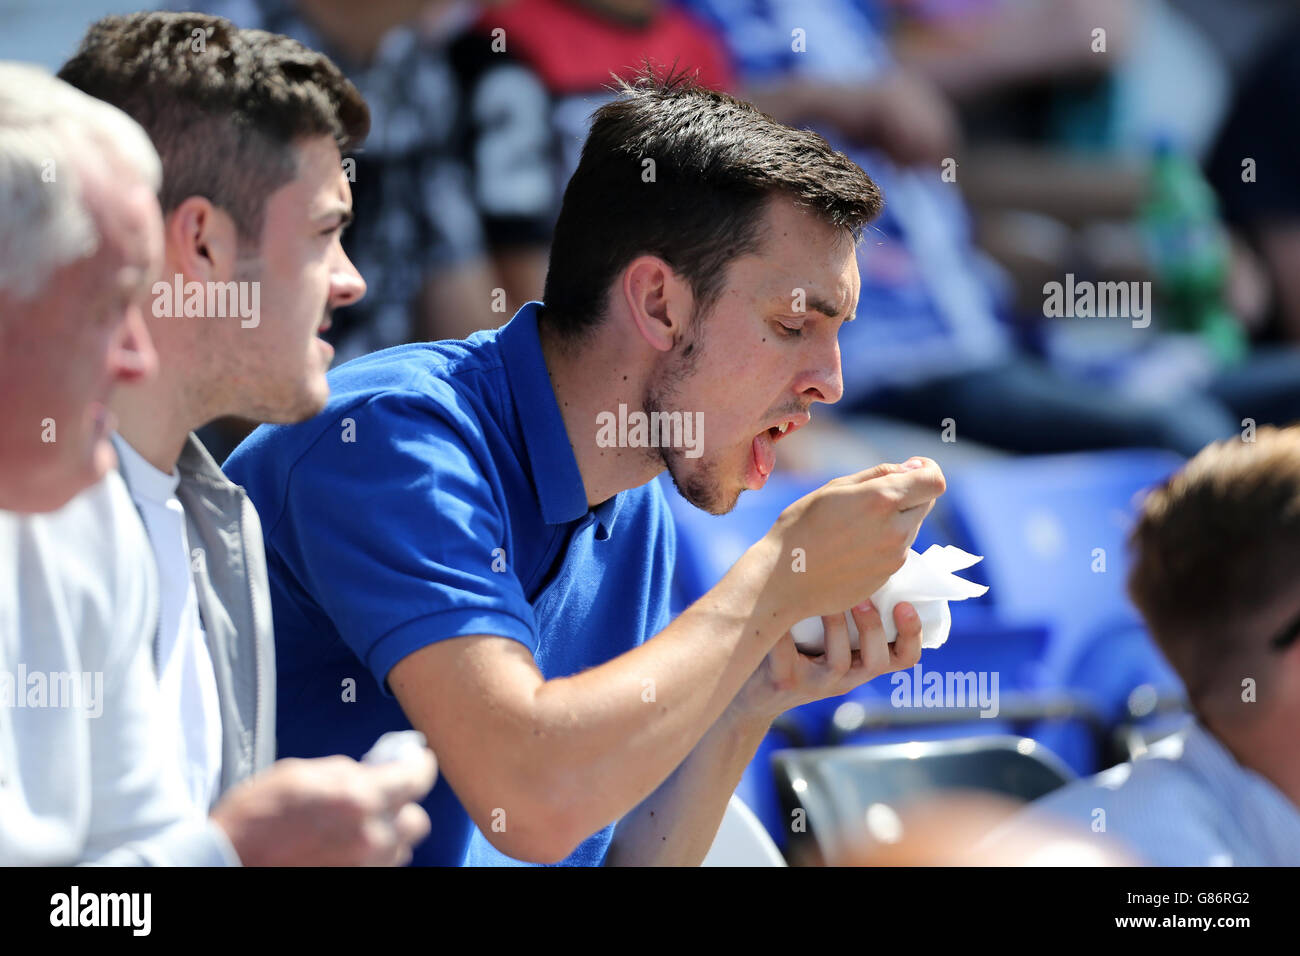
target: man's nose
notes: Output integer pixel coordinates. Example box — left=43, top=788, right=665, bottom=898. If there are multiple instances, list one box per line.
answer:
left=330, top=247, right=367, bottom=309
left=111, top=306, right=158, bottom=385
left=799, top=337, right=844, bottom=405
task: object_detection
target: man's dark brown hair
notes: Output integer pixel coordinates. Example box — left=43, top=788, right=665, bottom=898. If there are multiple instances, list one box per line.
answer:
left=58, top=12, right=369, bottom=244
left=541, top=68, right=883, bottom=341
left=1128, top=426, right=1300, bottom=716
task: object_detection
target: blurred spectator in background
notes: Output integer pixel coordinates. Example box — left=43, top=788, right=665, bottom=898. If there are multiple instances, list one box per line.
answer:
left=835, top=792, right=1134, bottom=866
left=1000, top=427, right=1300, bottom=865
left=1169, top=0, right=1298, bottom=86
left=881, top=0, right=1226, bottom=156
left=1206, top=12, right=1300, bottom=347
left=885, top=0, right=1133, bottom=136
left=477, top=0, right=733, bottom=184
left=684, top=0, right=1300, bottom=456
left=875, top=0, right=1268, bottom=361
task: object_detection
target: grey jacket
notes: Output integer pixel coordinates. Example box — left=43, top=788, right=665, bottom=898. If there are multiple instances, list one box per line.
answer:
left=119, top=434, right=277, bottom=803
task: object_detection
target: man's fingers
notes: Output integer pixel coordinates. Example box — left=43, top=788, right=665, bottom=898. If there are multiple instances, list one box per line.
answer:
left=392, top=801, right=432, bottom=850
left=891, top=498, right=937, bottom=547
left=832, top=460, right=913, bottom=485
left=366, top=749, right=438, bottom=811
left=358, top=803, right=430, bottom=867
left=767, top=630, right=799, bottom=685
left=820, top=611, right=852, bottom=676
left=356, top=815, right=400, bottom=866
left=889, top=602, right=924, bottom=669
left=869, top=459, right=946, bottom=512
left=854, top=601, right=892, bottom=678
left=829, top=459, right=945, bottom=517
left=848, top=600, right=883, bottom=649
left=843, top=601, right=885, bottom=682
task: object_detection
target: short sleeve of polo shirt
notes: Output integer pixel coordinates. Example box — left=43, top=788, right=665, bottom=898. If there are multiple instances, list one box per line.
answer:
left=268, top=388, right=538, bottom=689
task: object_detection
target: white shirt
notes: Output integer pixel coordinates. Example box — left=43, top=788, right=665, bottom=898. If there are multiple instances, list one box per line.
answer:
left=112, top=435, right=223, bottom=814
left=0, top=473, right=236, bottom=865
left=1003, top=720, right=1300, bottom=865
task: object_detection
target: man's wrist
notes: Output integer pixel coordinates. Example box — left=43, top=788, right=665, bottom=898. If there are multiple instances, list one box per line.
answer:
left=716, top=700, right=775, bottom=752
left=741, top=534, right=799, bottom=638
left=718, top=681, right=781, bottom=737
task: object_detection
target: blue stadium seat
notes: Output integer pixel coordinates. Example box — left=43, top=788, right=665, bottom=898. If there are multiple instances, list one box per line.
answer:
left=938, top=449, right=1187, bottom=773
left=940, top=448, right=1184, bottom=675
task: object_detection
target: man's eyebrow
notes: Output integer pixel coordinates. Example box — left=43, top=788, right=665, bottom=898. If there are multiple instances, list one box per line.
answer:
left=804, top=293, right=854, bottom=321
left=314, top=204, right=354, bottom=227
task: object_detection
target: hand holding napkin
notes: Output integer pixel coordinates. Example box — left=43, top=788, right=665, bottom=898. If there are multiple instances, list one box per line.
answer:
left=791, top=544, right=989, bottom=654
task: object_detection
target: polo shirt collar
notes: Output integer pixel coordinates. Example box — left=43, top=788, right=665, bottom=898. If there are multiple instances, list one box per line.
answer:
left=499, top=302, right=623, bottom=540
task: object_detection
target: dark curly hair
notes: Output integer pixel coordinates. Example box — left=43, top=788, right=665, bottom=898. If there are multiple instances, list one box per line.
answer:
left=59, top=11, right=369, bottom=244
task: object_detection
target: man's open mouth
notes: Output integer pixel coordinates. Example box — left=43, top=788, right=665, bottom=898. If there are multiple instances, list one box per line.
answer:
left=749, top=414, right=810, bottom=485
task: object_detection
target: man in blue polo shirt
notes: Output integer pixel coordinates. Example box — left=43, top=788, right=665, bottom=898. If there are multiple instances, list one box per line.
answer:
left=226, top=72, right=948, bottom=865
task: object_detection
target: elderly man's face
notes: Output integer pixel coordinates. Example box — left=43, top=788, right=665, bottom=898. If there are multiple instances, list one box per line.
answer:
left=0, top=158, right=161, bottom=512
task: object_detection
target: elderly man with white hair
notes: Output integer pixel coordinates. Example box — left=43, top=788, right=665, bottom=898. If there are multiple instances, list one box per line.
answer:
left=0, top=64, right=434, bottom=865
left=0, top=61, right=229, bottom=864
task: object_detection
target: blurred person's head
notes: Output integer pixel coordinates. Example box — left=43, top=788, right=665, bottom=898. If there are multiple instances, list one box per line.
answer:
left=542, top=70, right=881, bottom=515
left=1129, top=426, right=1300, bottom=737
left=0, top=63, right=161, bottom=512
left=58, top=12, right=369, bottom=433
left=832, top=792, right=1135, bottom=866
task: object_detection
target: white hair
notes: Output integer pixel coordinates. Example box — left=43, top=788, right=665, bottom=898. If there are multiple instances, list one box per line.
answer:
left=0, top=61, right=162, bottom=301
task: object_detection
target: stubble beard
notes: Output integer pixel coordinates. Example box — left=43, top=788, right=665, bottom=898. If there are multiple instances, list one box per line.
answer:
left=644, top=321, right=743, bottom=516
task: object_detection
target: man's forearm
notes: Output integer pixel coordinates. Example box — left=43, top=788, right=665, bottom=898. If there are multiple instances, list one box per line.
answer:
left=492, top=539, right=795, bottom=851
left=603, top=708, right=772, bottom=866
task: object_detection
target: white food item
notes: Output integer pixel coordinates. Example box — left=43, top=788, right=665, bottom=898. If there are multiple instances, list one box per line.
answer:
left=791, top=545, right=989, bottom=654
left=362, top=729, right=429, bottom=765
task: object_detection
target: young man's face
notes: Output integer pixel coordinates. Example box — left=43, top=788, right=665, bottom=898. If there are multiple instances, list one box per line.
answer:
left=0, top=162, right=160, bottom=512
left=653, top=196, right=858, bottom=515
left=225, top=134, right=365, bottom=423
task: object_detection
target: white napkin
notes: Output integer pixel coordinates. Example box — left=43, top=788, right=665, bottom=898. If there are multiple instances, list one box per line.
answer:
left=791, top=544, right=989, bottom=654
left=362, top=729, right=429, bottom=765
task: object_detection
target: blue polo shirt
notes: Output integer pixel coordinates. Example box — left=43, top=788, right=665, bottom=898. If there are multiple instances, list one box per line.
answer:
left=223, top=302, right=676, bottom=866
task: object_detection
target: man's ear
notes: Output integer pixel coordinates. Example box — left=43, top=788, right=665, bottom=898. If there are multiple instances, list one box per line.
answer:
left=621, top=255, right=695, bottom=353
left=164, top=196, right=240, bottom=281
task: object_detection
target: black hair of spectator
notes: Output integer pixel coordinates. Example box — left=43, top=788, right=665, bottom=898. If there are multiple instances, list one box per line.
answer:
left=540, top=66, right=882, bottom=341
left=58, top=11, right=369, bottom=245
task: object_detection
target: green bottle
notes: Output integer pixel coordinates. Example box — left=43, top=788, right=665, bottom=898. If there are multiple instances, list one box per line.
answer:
left=1140, top=139, right=1247, bottom=366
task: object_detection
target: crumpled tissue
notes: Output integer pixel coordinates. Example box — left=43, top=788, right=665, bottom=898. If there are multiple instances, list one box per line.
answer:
left=791, top=544, right=989, bottom=654
left=362, top=729, right=429, bottom=765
